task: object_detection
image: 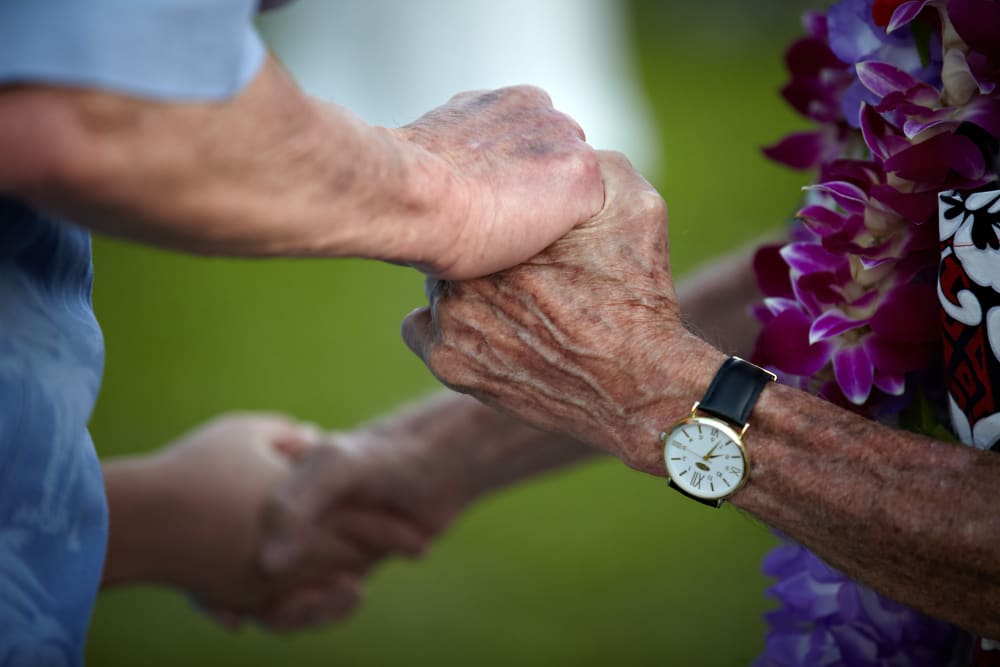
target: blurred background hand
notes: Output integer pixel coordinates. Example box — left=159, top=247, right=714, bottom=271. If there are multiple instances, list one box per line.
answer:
left=102, top=413, right=429, bottom=633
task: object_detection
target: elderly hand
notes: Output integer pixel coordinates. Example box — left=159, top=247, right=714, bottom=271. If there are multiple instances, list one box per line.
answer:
left=259, top=405, right=476, bottom=580
left=400, top=152, right=711, bottom=474
left=258, top=392, right=599, bottom=594
left=397, top=86, right=604, bottom=279
left=103, top=413, right=428, bottom=632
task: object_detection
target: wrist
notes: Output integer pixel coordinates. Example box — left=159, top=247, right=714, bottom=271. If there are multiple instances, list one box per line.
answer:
left=102, top=455, right=179, bottom=588
left=385, top=126, right=474, bottom=277
left=612, top=330, right=728, bottom=476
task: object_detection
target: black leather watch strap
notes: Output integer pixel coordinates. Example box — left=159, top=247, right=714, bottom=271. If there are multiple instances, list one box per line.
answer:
left=698, top=357, right=776, bottom=427
left=667, top=479, right=724, bottom=508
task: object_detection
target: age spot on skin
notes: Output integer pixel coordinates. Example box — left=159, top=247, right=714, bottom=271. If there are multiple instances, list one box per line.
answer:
left=470, top=90, right=504, bottom=108
left=523, top=140, right=553, bottom=157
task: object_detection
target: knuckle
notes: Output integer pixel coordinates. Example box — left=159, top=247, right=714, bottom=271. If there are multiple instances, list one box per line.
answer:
left=448, top=88, right=488, bottom=105
left=601, top=150, right=635, bottom=171
left=634, top=188, right=668, bottom=220
left=564, top=147, right=601, bottom=184
left=501, top=84, right=553, bottom=107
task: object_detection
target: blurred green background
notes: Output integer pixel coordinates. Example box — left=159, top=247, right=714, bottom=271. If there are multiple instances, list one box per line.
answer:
left=85, top=1, right=812, bottom=665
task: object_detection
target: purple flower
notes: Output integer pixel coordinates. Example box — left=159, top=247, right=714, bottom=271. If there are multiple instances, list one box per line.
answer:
left=756, top=0, right=999, bottom=410
left=755, top=540, right=970, bottom=667
left=827, top=0, right=940, bottom=127
left=754, top=2, right=999, bottom=663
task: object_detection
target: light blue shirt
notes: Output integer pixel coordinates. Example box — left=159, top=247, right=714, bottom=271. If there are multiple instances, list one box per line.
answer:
left=0, top=0, right=265, bottom=100
left=0, top=1, right=267, bottom=663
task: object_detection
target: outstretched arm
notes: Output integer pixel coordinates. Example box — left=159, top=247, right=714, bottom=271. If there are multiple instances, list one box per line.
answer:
left=258, top=244, right=767, bottom=573
left=1, top=59, right=601, bottom=279
left=102, top=413, right=427, bottom=631
left=260, top=392, right=597, bottom=573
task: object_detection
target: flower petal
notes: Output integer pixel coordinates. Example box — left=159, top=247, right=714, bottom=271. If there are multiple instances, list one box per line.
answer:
left=954, top=95, right=1000, bottom=139
left=794, top=272, right=846, bottom=316
left=884, top=131, right=985, bottom=182
left=869, top=185, right=938, bottom=223
left=860, top=103, right=905, bottom=161
left=886, top=0, right=932, bottom=32
left=949, top=0, right=1000, bottom=62
left=797, top=204, right=849, bottom=236
left=865, top=336, right=936, bottom=373
left=763, top=131, right=831, bottom=170
left=809, top=310, right=871, bottom=344
left=754, top=244, right=795, bottom=298
left=833, top=343, right=875, bottom=404
left=757, top=309, right=833, bottom=376
left=870, top=283, right=939, bottom=342
left=781, top=242, right=849, bottom=274
left=873, top=371, right=906, bottom=395
left=855, top=61, right=936, bottom=102
left=805, top=181, right=868, bottom=214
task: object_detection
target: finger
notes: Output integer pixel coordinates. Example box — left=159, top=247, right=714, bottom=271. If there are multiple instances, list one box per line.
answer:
left=283, top=507, right=429, bottom=578
left=260, top=445, right=348, bottom=572
left=595, top=150, right=657, bottom=198
left=333, top=506, right=429, bottom=559
left=499, top=84, right=553, bottom=109
left=278, top=525, right=374, bottom=576
left=401, top=306, right=435, bottom=363
left=258, top=578, right=362, bottom=632
left=271, top=422, right=325, bottom=463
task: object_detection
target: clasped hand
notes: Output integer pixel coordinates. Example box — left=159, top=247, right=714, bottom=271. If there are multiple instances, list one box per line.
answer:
left=402, top=152, right=697, bottom=473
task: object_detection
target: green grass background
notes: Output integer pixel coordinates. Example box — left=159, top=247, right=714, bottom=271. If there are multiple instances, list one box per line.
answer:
left=85, top=2, right=813, bottom=665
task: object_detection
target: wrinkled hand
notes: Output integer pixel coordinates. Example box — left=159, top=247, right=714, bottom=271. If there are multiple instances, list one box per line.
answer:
left=260, top=410, right=476, bottom=584
left=397, top=86, right=604, bottom=279
left=401, top=152, right=701, bottom=473
left=139, top=414, right=426, bottom=632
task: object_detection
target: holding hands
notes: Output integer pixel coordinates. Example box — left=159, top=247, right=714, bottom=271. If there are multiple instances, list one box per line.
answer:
left=102, top=413, right=429, bottom=632
left=396, top=86, right=604, bottom=279
left=108, top=153, right=715, bottom=635
left=401, top=152, right=716, bottom=474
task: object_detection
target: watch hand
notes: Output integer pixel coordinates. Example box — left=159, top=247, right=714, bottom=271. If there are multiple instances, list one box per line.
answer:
left=701, top=443, right=720, bottom=461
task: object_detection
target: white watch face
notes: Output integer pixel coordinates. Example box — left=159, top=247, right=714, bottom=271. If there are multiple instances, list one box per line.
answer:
left=662, top=416, right=748, bottom=501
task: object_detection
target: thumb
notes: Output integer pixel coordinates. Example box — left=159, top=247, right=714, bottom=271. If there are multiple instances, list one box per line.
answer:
left=401, top=306, right=435, bottom=364
left=271, top=422, right=324, bottom=463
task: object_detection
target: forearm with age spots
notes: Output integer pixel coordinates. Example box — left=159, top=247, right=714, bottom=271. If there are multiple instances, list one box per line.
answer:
left=0, top=57, right=451, bottom=262
left=370, top=392, right=599, bottom=503
left=729, top=380, right=1000, bottom=637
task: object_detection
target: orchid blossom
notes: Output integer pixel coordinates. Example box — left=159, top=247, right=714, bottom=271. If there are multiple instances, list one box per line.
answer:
left=754, top=1, right=999, bottom=663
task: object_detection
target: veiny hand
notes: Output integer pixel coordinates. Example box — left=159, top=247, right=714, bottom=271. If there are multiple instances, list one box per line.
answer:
left=400, top=152, right=705, bottom=474
left=396, top=86, right=604, bottom=279
left=130, top=413, right=427, bottom=632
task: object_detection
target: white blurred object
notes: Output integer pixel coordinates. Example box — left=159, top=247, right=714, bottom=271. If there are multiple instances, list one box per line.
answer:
left=259, top=0, right=660, bottom=175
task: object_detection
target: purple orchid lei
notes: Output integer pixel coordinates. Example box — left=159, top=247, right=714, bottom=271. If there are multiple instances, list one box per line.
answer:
left=751, top=0, right=999, bottom=664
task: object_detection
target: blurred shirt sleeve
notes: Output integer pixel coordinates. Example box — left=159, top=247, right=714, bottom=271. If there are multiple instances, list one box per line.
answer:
left=0, top=0, right=266, bottom=100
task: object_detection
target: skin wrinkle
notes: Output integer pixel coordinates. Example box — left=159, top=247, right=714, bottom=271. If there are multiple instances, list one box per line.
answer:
left=445, top=289, right=629, bottom=449
left=5, top=63, right=602, bottom=278
left=414, top=152, right=1000, bottom=636
left=732, top=376, right=1000, bottom=634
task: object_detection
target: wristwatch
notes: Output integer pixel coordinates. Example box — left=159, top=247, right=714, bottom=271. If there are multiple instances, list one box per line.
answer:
left=661, top=356, right=776, bottom=507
